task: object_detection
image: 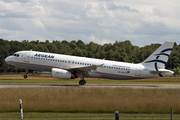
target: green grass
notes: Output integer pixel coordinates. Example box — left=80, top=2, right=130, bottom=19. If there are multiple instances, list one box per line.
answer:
left=0, top=74, right=180, bottom=84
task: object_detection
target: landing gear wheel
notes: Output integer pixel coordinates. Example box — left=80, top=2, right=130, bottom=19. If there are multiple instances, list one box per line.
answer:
left=24, top=75, right=28, bottom=79
left=79, top=80, right=86, bottom=85
left=83, top=80, right=86, bottom=85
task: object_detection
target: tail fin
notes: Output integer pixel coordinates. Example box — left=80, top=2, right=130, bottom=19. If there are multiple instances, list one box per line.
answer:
left=141, top=42, right=174, bottom=69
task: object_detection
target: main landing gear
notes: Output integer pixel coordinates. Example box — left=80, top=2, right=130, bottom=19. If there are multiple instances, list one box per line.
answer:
left=78, top=73, right=86, bottom=85
left=24, top=69, right=28, bottom=79
left=79, top=80, right=86, bottom=85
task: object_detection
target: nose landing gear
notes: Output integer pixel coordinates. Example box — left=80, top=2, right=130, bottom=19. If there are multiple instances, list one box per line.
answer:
left=24, top=69, right=28, bottom=79
left=24, top=75, right=28, bottom=79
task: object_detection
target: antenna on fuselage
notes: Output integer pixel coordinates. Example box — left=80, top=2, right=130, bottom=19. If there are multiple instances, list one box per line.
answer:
left=30, top=49, right=32, bottom=51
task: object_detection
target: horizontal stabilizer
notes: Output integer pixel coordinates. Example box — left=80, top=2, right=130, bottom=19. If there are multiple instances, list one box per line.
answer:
left=150, top=69, right=174, bottom=76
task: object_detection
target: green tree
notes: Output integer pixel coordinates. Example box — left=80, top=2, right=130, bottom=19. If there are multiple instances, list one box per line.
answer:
left=77, top=40, right=85, bottom=50
left=73, top=47, right=83, bottom=56
left=70, top=40, right=78, bottom=50
left=99, top=51, right=106, bottom=59
left=173, top=67, right=180, bottom=77
left=119, top=52, right=128, bottom=62
left=106, top=50, right=114, bottom=60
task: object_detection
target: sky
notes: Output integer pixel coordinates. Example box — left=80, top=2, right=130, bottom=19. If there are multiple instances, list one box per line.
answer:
left=0, top=0, right=180, bottom=47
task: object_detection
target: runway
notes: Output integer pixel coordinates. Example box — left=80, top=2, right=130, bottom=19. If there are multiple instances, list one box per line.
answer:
left=0, top=83, right=180, bottom=89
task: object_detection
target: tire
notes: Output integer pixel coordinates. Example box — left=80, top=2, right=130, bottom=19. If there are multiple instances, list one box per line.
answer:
left=79, top=80, right=86, bottom=85
left=82, top=80, right=86, bottom=85
left=24, top=75, right=28, bottom=79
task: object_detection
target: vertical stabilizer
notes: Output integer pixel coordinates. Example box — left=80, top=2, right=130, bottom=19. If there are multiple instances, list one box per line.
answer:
left=141, top=42, right=174, bottom=69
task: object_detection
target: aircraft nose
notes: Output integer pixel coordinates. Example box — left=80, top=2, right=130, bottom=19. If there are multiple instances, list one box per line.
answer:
left=5, top=57, right=9, bottom=63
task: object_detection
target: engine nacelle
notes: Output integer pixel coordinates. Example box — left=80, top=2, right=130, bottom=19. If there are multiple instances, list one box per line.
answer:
left=51, top=68, right=74, bottom=79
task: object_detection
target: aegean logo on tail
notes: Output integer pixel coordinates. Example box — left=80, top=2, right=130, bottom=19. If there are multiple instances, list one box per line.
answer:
left=145, top=48, right=172, bottom=77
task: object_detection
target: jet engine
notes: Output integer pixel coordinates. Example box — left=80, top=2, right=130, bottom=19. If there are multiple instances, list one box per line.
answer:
left=51, top=68, right=75, bottom=79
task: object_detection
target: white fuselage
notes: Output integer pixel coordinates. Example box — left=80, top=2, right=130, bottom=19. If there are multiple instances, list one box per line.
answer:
left=5, top=51, right=164, bottom=80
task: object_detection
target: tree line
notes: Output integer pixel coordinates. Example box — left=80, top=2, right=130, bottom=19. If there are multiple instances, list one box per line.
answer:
left=0, top=38, right=180, bottom=74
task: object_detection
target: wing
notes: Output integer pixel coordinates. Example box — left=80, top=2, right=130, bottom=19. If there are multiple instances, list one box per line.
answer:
left=66, top=64, right=104, bottom=74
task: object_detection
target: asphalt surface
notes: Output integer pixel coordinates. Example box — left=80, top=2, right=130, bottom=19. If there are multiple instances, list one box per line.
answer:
left=0, top=83, right=180, bottom=89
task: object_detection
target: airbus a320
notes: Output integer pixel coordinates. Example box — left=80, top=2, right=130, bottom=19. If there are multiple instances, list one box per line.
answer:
left=5, top=42, right=174, bottom=85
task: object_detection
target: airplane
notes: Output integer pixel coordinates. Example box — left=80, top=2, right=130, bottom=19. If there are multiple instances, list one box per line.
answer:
left=5, top=41, right=174, bottom=85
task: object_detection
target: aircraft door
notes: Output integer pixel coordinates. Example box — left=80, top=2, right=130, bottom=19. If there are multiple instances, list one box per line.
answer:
left=135, top=66, right=141, bottom=76
left=24, top=53, right=30, bottom=62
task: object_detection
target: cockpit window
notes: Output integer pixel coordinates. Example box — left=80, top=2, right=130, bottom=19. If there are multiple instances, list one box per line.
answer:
left=12, top=54, right=19, bottom=57
left=12, top=54, right=16, bottom=56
